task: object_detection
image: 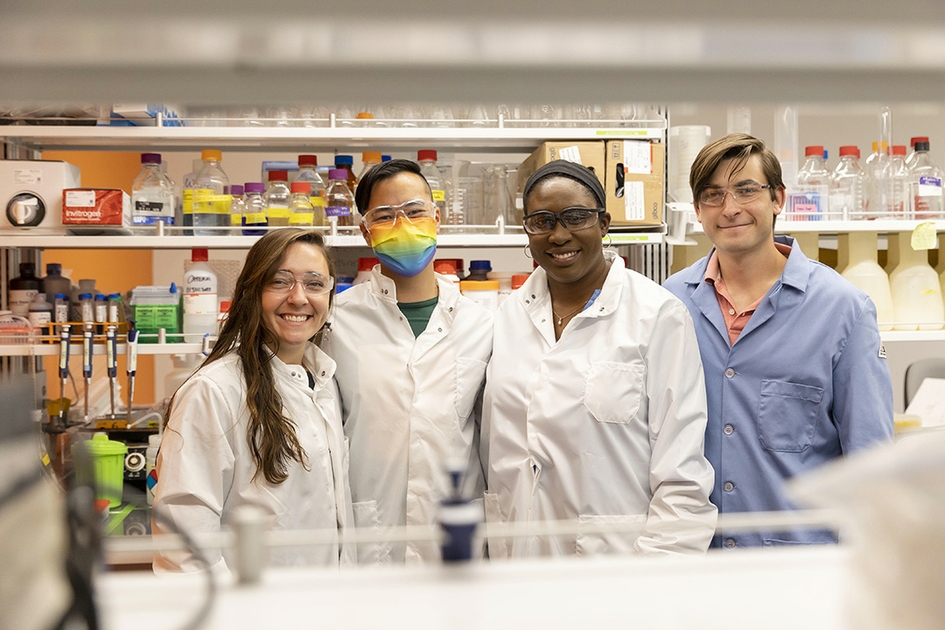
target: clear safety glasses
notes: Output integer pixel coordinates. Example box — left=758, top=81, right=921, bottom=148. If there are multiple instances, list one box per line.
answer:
left=697, top=184, right=774, bottom=207
left=522, top=207, right=605, bottom=235
left=361, top=198, right=436, bottom=228
left=265, top=270, right=334, bottom=296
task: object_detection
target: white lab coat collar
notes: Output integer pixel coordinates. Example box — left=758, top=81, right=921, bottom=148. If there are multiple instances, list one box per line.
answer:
left=265, top=343, right=337, bottom=392
left=366, top=266, right=462, bottom=315
left=513, top=249, right=624, bottom=343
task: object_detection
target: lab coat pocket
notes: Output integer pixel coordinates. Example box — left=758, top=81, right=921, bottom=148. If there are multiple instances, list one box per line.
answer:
left=584, top=361, right=645, bottom=424
left=575, top=514, right=647, bottom=556
left=454, top=357, right=488, bottom=420
left=352, top=500, right=390, bottom=565
left=483, top=491, right=509, bottom=560
left=757, top=380, right=824, bottom=453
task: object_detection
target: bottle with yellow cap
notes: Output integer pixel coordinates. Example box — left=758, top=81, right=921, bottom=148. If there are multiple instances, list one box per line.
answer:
left=193, top=149, right=231, bottom=236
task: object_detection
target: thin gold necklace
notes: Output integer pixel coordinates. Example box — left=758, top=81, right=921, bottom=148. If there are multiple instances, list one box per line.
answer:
left=552, top=302, right=585, bottom=326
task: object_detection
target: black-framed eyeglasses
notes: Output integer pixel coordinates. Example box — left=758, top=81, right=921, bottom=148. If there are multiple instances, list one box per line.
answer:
left=697, top=184, right=774, bottom=207
left=266, top=270, right=334, bottom=296
left=522, top=207, right=605, bottom=235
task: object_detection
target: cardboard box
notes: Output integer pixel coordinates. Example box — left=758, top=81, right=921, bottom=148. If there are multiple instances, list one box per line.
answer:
left=62, top=188, right=131, bottom=226
left=517, top=142, right=606, bottom=194
left=605, top=140, right=664, bottom=227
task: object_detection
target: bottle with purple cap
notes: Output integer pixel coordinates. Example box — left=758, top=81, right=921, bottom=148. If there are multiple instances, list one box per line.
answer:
left=131, top=152, right=176, bottom=230
left=242, top=182, right=268, bottom=236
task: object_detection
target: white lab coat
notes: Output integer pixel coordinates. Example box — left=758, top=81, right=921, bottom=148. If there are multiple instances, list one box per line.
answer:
left=482, top=250, right=717, bottom=557
left=152, top=344, right=355, bottom=572
left=323, top=268, right=493, bottom=563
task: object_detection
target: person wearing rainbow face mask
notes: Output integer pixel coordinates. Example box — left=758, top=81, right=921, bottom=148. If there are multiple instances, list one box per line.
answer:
left=322, top=159, right=494, bottom=564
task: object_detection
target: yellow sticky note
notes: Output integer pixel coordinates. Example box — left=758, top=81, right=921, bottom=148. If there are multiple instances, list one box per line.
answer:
left=911, top=222, right=937, bottom=250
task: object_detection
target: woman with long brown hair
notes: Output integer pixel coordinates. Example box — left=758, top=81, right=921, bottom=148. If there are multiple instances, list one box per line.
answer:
left=152, top=229, right=354, bottom=572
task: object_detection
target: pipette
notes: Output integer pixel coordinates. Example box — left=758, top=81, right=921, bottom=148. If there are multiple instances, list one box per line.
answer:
left=82, top=324, right=93, bottom=424
left=106, top=325, right=118, bottom=418
left=57, top=324, right=71, bottom=425
left=126, top=326, right=138, bottom=423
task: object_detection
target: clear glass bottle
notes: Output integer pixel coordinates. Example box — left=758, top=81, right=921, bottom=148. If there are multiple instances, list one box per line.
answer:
left=333, top=155, right=358, bottom=192
left=790, top=145, right=830, bottom=221
left=180, top=157, right=202, bottom=236
left=42, top=263, right=72, bottom=304
left=228, top=184, right=244, bottom=235
left=829, top=145, right=867, bottom=221
left=193, top=149, right=230, bottom=236
left=418, top=150, right=451, bottom=226
left=324, top=169, right=356, bottom=228
left=296, top=155, right=326, bottom=219
left=242, top=182, right=268, bottom=235
left=888, top=145, right=910, bottom=219
left=131, top=152, right=176, bottom=230
left=264, top=169, right=291, bottom=227
left=288, top=181, right=315, bottom=227
left=905, top=136, right=928, bottom=169
left=909, top=140, right=945, bottom=220
left=357, top=152, right=382, bottom=194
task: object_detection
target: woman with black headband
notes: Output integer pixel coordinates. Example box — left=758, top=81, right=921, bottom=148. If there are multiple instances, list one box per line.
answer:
left=481, top=160, right=717, bottom=557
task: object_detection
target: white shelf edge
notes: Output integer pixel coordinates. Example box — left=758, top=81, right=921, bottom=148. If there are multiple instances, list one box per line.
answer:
left=879, top=330, right=945, bottom=343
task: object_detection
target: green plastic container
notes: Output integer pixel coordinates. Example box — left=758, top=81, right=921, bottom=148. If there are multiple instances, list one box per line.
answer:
left=130, top=284, right=180, bottom=343
left=73, top=432, right=128, bottom=509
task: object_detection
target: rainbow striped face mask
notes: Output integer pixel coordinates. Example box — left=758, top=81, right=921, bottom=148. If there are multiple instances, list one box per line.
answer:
left=367, top=216, right=438, bottom=278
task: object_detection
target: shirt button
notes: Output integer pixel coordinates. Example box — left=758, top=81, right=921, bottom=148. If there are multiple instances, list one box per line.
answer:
left=728, top=308, right=735, bottom=315
left=724, top=538, right=736, bottom=549
left=723, top=424, right=734, bottom=435
left=723, top=481, right=735, bottom=492
left=725, top=368, right=735, bottom=378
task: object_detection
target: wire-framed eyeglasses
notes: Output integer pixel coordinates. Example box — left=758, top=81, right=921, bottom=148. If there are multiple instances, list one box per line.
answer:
left=697, top=184, right=774, bottom=207
left=266, top=270, right=334, bottom=296
left=522, top=207, right=605, bottom=235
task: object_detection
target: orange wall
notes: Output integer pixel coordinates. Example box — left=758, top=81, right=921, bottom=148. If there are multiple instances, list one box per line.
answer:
left=41, top=151, right=156, bottom=404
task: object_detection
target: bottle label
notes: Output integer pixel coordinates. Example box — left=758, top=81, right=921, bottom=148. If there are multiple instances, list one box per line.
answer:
left=267, top=207, right=290, bottom=219
left=311, top=196, right=326, bottom=207
left=244, top=212, right=268, bottom=225
left=182, top=189, right=193, bottom=216
left=9, top=290, right=37, bottom=317
left=432, top=189, right=446, bottom=202
left=28, top=311, right=52, bottom=326
left=55, top=302, right=70, bottom=323
left=95, top=303, right=107, bottom=323
left=289, top=213, right=315, bottom=226
left=183, top=293, right=218, bottom=316
left=917, top=176, right=943, bottom=197
left=326, top=205, right=351, bottom=217
left=230, top=213, right=242, bottom=226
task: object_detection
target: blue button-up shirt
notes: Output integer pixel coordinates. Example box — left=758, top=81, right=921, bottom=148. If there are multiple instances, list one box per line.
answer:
left=663, top=236, right=894, bottom=548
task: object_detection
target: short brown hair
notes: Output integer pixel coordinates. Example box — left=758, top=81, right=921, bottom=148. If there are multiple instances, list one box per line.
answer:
left=690, top=133, right=784, bottom=205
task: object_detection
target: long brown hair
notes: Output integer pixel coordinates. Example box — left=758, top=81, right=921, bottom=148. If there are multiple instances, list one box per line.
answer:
left=168, top=229, right=337, bottom=485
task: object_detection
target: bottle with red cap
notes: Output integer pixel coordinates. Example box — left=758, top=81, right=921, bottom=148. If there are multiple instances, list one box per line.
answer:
left=264, top=169, right=291, bottom=227
left=296, top=155, right=326, bottom=216
left=790, top=145, right=830, bottom=221
left=905, top=136, right=929, bottom=168
left=355, top=257, right=379, bottom=285
left=888, top=145, right=910, bottom=218
left=829, top=146, right=867, bottom=220
left=418, top=149, right=450, bottom=226
left=288, top=181, right=316, bottom=227
left=183, top=248, right=218, bottom=343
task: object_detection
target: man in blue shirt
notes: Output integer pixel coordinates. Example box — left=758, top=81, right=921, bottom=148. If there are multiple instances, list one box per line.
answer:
left=663, top=133, right=894, bottom=548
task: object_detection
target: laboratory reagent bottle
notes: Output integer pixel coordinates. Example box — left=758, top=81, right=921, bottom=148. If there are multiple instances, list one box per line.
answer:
left=333, top=155, right=358, bottom=192
left=909, top=140, right=944, bottom=220
left=355, top=258, right=379, bottom=285
left=829, top=146, right=867, bottom=221
left=27, top=293, right=54, bottom=342
left=9, top=262, right=41, bottom=318
left=888, top=232, right=944, bottom=330
left=193, top=149, right=231, bottom=236
left=296, top=155, right=327, bottom=217
left=264, top=170, right=292, bottom=227
left=183, top=248, right=219, bottom=343
left=42, top=263, right=72, bottom=307
left=418, top=150, right=450, bottom=227
left=288, top=182, right=315, bottom=227
left=839, top=232, right=894, bottom=331
left=324, top=169, right=356, bottom=228
left=228, top=184, right=245, bottom=235
left=131, top=152, right=176, bottom=229
left=790, top=145, right=830, bottom=221
left=242, top=182, right=268, bottom=235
